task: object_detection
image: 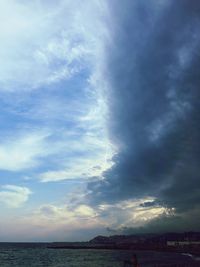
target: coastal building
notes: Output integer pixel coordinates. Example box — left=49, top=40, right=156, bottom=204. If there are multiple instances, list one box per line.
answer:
left=167, top=241, right=200, bottom=247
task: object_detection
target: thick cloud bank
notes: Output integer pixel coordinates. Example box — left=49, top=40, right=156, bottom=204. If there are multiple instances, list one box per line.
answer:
left=88, top=0, right=200, bottom=232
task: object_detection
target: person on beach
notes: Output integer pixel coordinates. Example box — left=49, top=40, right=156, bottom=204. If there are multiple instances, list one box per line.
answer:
left=124, top=254, right=139, bottom=267
left=130, top=254, right=139, bottom=267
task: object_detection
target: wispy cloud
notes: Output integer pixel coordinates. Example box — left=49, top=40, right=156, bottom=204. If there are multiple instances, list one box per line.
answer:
left=0, top=0, right=113, bottom=182
left=39, top=133, right=114, bottom=182
left=0, top=0, right=108, bottom=91
left=0, top=185, right=32, bottom=208
left=0, top=131, right=50, bottom=171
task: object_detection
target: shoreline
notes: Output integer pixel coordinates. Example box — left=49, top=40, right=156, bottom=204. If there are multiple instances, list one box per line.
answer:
left=47, top=243, right=200, bottom=258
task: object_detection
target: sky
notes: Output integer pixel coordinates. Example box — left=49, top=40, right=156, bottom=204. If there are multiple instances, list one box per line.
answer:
left=0, top=0, right=200, bottom=241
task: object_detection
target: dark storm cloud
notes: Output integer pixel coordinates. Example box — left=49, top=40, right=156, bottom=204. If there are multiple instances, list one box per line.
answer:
left=87, top=0, right=200, bottom=229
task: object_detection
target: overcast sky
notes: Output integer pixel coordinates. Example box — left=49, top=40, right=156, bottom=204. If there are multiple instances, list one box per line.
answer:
left=0, top=0, right=199, bottom=241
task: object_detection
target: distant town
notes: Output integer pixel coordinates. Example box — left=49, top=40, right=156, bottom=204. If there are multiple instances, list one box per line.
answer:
left=48, top=232, right=200, bottom=256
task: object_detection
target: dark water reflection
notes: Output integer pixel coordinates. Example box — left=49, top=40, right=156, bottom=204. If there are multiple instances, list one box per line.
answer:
left=0, top=244, right=198, bottom=267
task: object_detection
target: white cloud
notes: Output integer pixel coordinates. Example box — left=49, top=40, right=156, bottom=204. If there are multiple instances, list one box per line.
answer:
left=0, top=124, right=115, bottom=175
left=0, top=185, right=32, bottom=208
left=0, top=197, right=167, bottom=240
left=97, top=197, right=167, bottom=229
left=74, top=205, right=97, bottom=218
left=39, top=159, right=110, bottom=182
left=0, top=0, right=108, bottom=91
left=0, top=131, right=50, bottom=171
left=0, top=202, right=106, bottom=241
left=39, top=136, right=115, bottom=182
left=20, top=203, right=101, bottom=235
left=0, top=0, right=115, bottom=181
left=37, top=204, right=97, bottom=220
left=28, top=198, right=166, bottom=232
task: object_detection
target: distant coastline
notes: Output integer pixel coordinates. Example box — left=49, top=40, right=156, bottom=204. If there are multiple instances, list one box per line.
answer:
left=47, top=232, right=200, bottom=257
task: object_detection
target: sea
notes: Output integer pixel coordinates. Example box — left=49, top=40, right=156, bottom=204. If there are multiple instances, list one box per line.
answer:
left=0, top=243, right=199, bottom=267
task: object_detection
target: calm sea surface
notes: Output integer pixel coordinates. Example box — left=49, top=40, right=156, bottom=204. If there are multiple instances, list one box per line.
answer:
left=0, top=243, right=199, bottom=267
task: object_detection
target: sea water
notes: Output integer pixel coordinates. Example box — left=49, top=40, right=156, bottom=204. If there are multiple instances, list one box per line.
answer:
left=0, top=243, right=198, bottom=267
